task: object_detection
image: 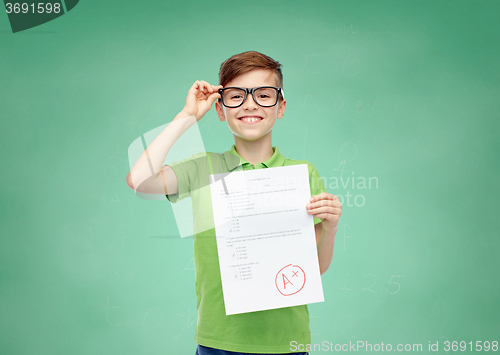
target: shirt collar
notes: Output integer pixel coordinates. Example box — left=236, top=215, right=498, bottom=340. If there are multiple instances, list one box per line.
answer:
left=223, top=144, right=285, bottom=171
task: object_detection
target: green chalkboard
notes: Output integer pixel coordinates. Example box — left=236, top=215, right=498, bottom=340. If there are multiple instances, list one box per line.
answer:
left=1, top=0, right=499, bottom=354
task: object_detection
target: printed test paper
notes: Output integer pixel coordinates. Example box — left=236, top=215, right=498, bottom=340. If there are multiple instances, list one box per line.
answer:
left=209, top=164, right=324, bottom=315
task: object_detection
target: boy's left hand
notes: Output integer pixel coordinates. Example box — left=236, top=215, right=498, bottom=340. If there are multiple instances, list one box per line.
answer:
left=306, top=192, right=342, bottom=231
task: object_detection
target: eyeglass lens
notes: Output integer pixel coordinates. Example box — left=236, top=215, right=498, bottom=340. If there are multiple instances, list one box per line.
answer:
left=222, top=87, right=278, bottom=107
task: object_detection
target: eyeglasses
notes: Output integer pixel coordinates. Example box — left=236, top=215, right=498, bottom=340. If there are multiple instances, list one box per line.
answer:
left=218, top=86, right=285, bottom=108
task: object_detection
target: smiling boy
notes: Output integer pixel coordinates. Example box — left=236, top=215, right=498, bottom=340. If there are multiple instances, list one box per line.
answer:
left=126, top=51, right=342, bottom=354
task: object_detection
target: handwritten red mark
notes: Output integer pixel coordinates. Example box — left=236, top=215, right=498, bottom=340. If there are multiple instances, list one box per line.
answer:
left=275, top=264, right=306, bottom=296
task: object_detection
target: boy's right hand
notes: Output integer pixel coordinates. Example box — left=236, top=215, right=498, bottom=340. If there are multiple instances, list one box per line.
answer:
left=182, top=80, right=223, bottom=121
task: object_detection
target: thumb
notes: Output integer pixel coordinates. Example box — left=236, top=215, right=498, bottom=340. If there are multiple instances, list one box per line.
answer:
left=207, top=92, right=221, bottom=107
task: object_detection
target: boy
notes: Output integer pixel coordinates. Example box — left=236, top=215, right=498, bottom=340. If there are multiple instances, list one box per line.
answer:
left=126, top=51, right=342, bottom=354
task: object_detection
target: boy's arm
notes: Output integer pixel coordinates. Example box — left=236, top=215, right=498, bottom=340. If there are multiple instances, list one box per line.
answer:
left=126, top=81, right=222, bottom=195
left=315, top=222, right=337, bottom=275
left=307, top=193, right=342, bottom=275
left=126, top=111, right=195, bottom=195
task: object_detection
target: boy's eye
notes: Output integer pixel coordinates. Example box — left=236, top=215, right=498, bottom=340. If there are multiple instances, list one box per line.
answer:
left=255, top=88, right=275, bottom=100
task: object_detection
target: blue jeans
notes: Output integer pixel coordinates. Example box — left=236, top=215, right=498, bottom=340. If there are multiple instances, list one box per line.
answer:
left=195, top=344, right=308, bottom=355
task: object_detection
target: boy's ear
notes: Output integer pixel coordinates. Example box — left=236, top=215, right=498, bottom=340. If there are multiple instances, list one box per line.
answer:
left=215, top=100, right=226, bottom=121
left=277, top=99, right=286, bottom=119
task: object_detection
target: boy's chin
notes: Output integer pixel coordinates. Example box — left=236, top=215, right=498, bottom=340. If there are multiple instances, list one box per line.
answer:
left=225, top=120, right=274, bottom=140
left=232, top=130, right=273, bottom=142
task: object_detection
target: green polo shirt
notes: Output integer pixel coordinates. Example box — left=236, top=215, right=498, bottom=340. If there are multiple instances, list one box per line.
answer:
left=166, top=145, right=326, bottom=353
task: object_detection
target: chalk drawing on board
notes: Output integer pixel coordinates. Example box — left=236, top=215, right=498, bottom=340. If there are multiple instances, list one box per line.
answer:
left=361, top=273, right=377, bottom=293
left=340, top=224, right=352, bottom=251
left=340, top=272, right=352, bottom=291
left=385, top=275, right=405, bottom=294
left=181, top=257, right=195, bottom=275
left=174, top=308, right=197, bottom=338
left=92, top=296, right=122, bottom=326
left=142, top=306, right=163, bottom=329
left=338, top=141, right=358, bottom=164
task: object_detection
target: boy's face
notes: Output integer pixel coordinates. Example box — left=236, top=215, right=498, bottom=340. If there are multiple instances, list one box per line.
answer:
left=215, top=69, right=286, bottom=142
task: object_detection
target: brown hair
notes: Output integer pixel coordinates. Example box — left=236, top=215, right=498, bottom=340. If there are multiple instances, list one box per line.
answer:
left=218, top=51, right=283, bottom=89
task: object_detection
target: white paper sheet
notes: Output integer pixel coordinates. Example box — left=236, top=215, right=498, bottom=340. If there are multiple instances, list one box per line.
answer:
left=209, top=164, right=324, bottom=315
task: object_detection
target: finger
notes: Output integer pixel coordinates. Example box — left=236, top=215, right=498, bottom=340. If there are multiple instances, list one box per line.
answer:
left=207, top=91, right=221, bottom=106
left=307, top=208, right=342, bottom=220
left=309, top=199, right=335, bottom=207
left=206, top=83, right=223, bottom=94
left=199, top=82, right=208, bottom=93
left=310, top=192, right=336, bottom=202
left=200, top=81, right=211, bottom=93
left=206, top=83, right=216, bottom=94
left=192, top=82, right=221, bottom=95
left=312, top=213, right=340, bottom=222
left=194, top=81, right=208, bottom=93
left=200, top=80, right=213, bottom=91
left=307, top=206, right=340, bottom=215
left=189, top=81, right=199, bottom=93
left=308, top=212, right=341, bottom=224
left=195, top=80, right=205, bottom=90
left=193, top=81, right=206, bottom=96
left=307, top=199, right=342, bottom=209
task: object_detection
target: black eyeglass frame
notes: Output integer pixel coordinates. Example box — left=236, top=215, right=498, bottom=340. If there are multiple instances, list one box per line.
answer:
left=218, top=86, right=285, bottom=108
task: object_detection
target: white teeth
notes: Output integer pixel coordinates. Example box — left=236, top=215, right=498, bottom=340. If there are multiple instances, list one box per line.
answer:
left=242, top=117, right=260, bottom=122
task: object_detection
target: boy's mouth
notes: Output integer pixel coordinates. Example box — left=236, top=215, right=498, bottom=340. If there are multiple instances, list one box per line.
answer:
left=238, top=116, right=263, bottom=124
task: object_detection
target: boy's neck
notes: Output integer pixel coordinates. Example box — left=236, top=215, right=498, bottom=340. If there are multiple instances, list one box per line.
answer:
left=233, top=135, right=274, bottom=167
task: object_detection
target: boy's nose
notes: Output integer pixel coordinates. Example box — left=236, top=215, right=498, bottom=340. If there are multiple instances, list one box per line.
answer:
left=242, top=94, right=258, bottom=109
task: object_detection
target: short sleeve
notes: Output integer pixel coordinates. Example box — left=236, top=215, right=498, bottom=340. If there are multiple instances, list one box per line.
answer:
left=165, top=152, right=208, bottom=204
left=308, top=163, right=327, bottom=225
